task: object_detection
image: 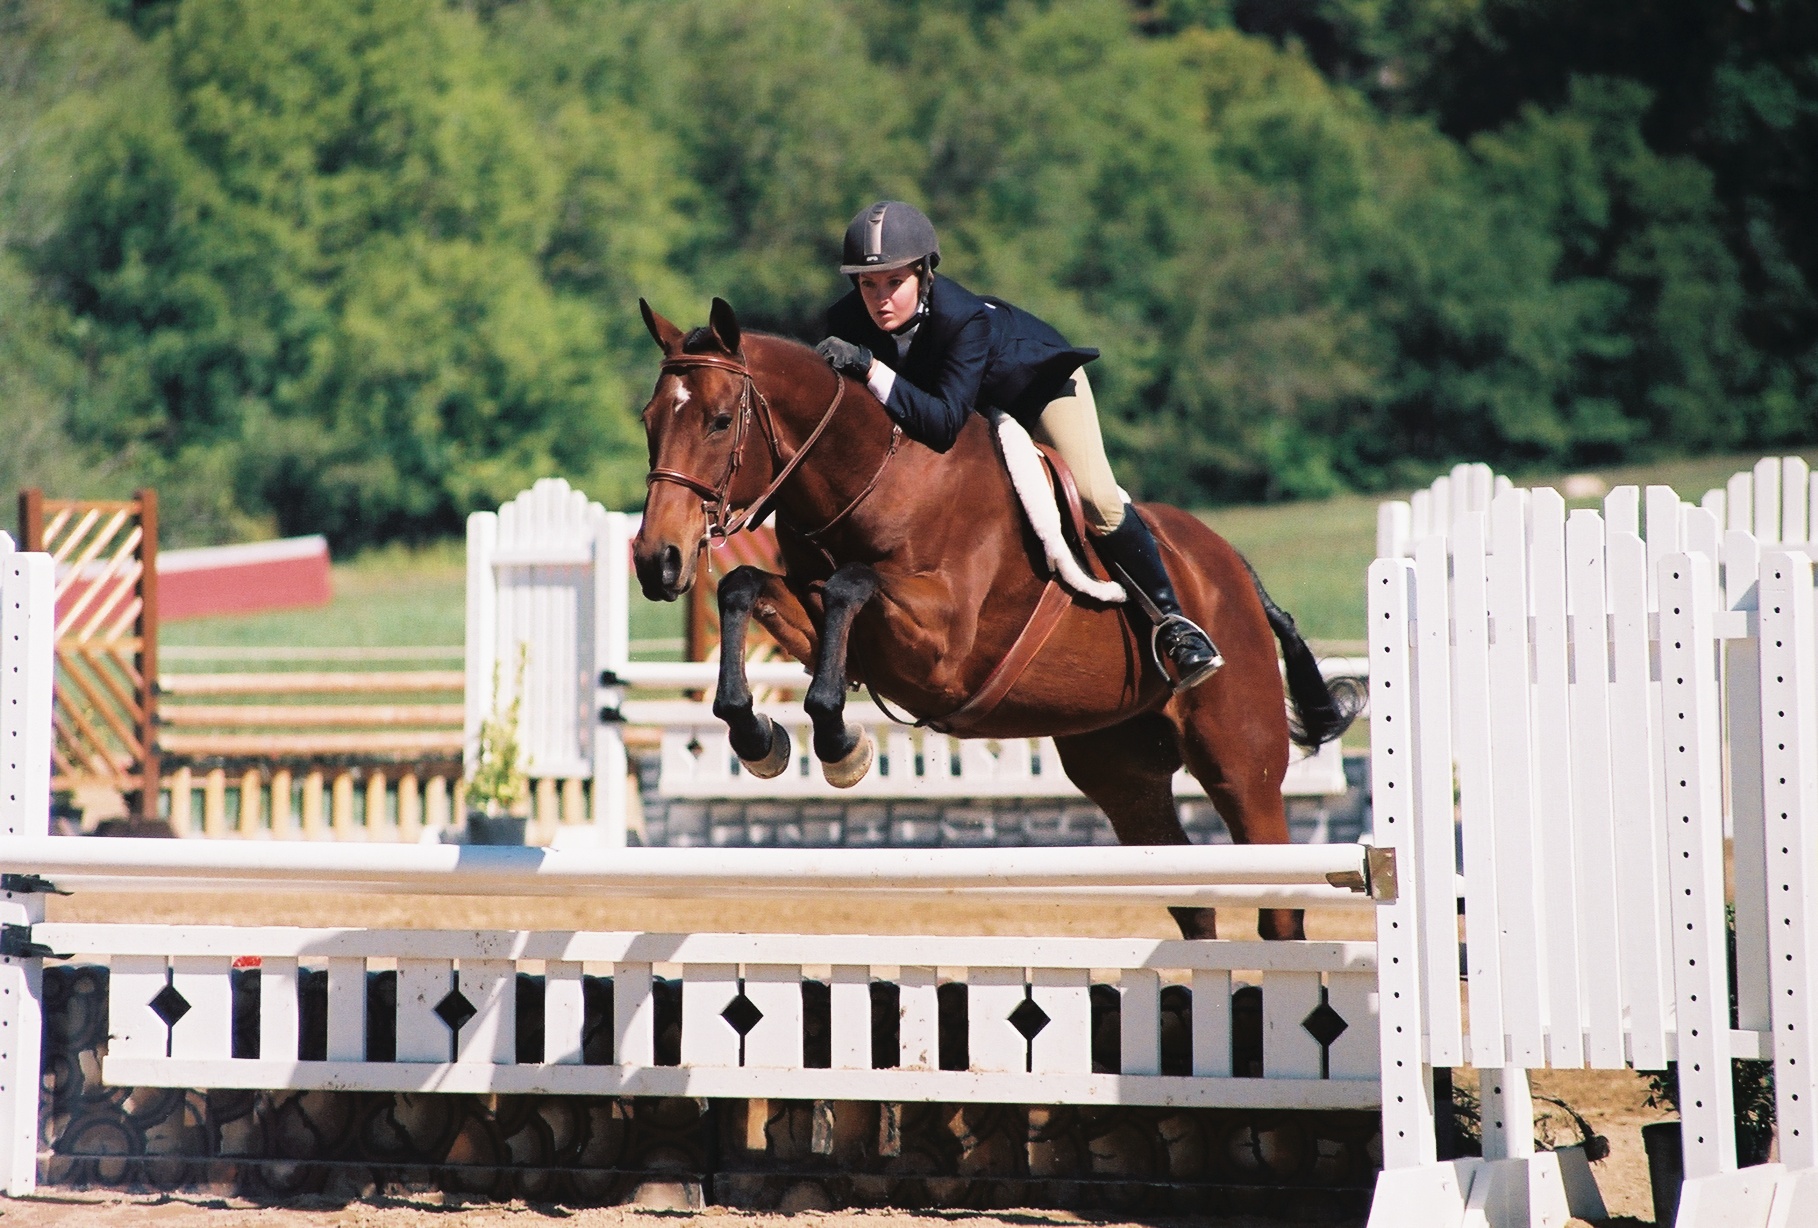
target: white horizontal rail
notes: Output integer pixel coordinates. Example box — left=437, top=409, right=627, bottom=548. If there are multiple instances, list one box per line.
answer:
left=0, top=838, right=1371, bottom=903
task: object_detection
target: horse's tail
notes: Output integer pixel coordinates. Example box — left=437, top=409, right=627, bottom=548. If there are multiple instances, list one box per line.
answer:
left=1242, top=557, right=1366, bottom=750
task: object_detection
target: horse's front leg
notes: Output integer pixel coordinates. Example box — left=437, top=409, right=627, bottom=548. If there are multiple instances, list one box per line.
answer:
left=805, top=563, right=879, bottom=788
left=713, top=566, right=796, bottom=778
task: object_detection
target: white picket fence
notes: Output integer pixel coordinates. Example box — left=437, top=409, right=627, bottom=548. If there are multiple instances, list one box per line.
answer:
left=1368, top=476, right=1818, bottom=1226
left=467, top=480, right=1354, bottom=847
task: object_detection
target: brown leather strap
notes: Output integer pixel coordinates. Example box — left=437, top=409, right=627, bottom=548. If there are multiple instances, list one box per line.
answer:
left=932, top=578, right=1073, bottom=734
left=803, top=424, right=902, bottom=541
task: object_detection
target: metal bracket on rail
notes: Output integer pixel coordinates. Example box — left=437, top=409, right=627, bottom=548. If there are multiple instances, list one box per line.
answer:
left=0, top=924, right=67, bottom=960
left=600, top=669, right=626, bottom=687
left=599, top=706, right=625, bottom=724
left=1325, top=847, right=1398, bottom=901
left=0, top=873, right=69, bottom=896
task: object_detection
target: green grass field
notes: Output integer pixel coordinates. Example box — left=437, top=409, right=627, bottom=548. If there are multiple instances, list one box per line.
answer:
left=162, top=451, right=1810, bottom=655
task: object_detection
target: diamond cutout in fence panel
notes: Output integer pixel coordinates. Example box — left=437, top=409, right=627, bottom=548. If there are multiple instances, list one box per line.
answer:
left=435, top=988, right=478, bottom=1033
left=150, top=983, right=191, bottom=1028
left=1301, top=1000, right=1349, bottom=1049
left=722, top=992, right=764, bottom=1037
left=1008, top=996, right=1050, bottom=1042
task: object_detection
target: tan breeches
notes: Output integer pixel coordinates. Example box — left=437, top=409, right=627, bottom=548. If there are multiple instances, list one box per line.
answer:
left=1030, top=369, right=1126, bottom=534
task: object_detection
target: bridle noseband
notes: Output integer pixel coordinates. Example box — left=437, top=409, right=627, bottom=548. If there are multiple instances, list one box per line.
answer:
left=646, top=350, right=894, bottom=544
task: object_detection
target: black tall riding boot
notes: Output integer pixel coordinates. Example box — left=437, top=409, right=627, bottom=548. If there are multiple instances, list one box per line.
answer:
left=1092, top=504, right=1223, bottom=691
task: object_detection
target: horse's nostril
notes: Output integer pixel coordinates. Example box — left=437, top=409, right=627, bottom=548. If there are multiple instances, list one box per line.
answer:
left=660, top=544, right=682, bottom=589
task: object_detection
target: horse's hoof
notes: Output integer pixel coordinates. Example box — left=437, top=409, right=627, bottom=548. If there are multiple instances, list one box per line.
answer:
left=821, top=729, right=874, bottom=789
left=740, top=718, right=793, bottom=780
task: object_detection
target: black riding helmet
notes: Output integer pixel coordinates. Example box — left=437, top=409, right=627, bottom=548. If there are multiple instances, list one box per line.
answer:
left=840, top=201, right=940, bottom=334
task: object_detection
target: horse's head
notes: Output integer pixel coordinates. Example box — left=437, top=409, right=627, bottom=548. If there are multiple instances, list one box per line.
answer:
left=632, top=297, right=762, bottom=601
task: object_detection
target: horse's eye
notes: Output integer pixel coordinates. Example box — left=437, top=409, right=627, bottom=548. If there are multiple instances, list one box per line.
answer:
left=709, top=413, right=734, bottom=434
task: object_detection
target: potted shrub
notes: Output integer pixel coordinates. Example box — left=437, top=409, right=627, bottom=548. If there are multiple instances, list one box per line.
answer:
left=466, top=649, right=529, bottom=845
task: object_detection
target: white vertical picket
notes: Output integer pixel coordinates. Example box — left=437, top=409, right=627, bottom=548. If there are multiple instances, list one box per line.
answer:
left=1261, top=972, right=1322, bottom=1078
left=829, top=966, right=870, bottom=1069
left=681, top=964, right=741, bottom=1067
left=1368, top=554, right=1437, bottom=1168
left=168, top=957, right=233, bottom=1061
left=1702, top=487, right=1726, bottom=527
left=740, top=964, right=803, bottom=1069
left=595, top=511, right=631, bottom=843
left=1412, top=538, right=1463, bottom=1067
left=1191, top=970, right=1233, bottom=1078
left=1606, top=485, right=1641, bottom=538
left=897, top=967, right=939, bottom=1070
left=106, top=957, right=169, bottom=1058
left=1432, top=474, right=1454, bottom=534
left=1527, top=490, right=1583, bottom=1067
left=1725, top=528, right=1772, bottom=1035
left=544, top=961, right=585, bottom=1065
left=1728, top=470, right=1754, bottom=534
left=1119, top=969, right=1161, bottom=1077
left=1479, top=1067, right=1536, bottom=1160
left=1028, top=968, right=1091, bottom=1074
left=260, top=957, right=300, bottom=1062
left=1378, top=500, right=1412, bottom=559
left=1411, top=490, right=1433, bottom=543
left=612, top=962, right=655, bottom=1066
left=1451, top=513, right=1506, bottom=1069
left=1758, top=552, right=1818, bottom=1167
left=1488, top=491, right=1546, bottom=1065
left=325, top=957, right=367, bottom=1062
left=967, top=968, right=1027, bottom=1073
left=1658, top=554, right=1739, bottom=1179
left=1606, top=527, right=1671, bottom=1069
left=1785, top=457, right=1811, bottom=544
left=1756, top=457, right=1782, bottom=545
left=396, top=959, right=453, bottom=1063
left=1564, top=511, right=1625, bottom=1068
left=464, top=511, right=499, bottom=774
left=1647, top=485, right=1683, bottom=607
left=0, top=551, right=52, bottom=1194
left=456, top=960, right=516, bottom=1065
left=1325, top=972, right=1381, bottom=1081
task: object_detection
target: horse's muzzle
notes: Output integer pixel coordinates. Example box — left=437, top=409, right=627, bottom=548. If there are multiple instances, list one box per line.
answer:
left=634, top=540, right=693, bottom=602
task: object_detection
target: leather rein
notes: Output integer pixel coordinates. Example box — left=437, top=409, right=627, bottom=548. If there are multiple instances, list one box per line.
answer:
left=645, top=352, right=899, bottom=543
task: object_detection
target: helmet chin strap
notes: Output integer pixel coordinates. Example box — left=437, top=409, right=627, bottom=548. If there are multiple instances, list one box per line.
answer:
left=884, top=264, right=933, bottom=337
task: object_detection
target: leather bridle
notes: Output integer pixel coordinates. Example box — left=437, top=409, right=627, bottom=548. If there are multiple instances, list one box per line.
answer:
left=645, top=351, right=897, bottom=543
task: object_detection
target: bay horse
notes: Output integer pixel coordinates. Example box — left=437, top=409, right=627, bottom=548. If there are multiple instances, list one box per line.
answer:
left=633, top=299, right=1362, bottom=940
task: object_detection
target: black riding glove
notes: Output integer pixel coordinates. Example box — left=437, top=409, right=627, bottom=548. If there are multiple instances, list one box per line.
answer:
left=815, top=337, right=874, bottom=381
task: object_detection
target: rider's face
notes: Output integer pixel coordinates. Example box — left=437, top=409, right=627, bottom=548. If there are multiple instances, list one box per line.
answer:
left=857, top=268, right=920, bottom=332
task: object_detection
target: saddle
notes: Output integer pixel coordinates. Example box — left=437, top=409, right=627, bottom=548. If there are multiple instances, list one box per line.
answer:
left=924, top=436, right=1125, bottom=734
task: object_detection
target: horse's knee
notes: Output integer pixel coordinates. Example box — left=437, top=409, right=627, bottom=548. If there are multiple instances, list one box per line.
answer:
left=718, top=565, right=764, bottom=613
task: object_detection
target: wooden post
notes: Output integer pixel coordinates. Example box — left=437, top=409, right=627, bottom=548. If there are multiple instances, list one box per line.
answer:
left=238, top=768, right=262, bottom=837
left=425, top=774, right=449, bottom=835
left=17, top=489, right=41, bottom=552
left=366, top=771, right=388, bottom=840
left=136, top=489, right=159, bottom=820
left=270, top=768, right=293, bottom=838
left=302, top=770, right=325, bottom=840
left=167, top=767, right=192, bottom=837
left=398, top=772, right=421, bottom=843
left=332, top=772, right=355, bottom=840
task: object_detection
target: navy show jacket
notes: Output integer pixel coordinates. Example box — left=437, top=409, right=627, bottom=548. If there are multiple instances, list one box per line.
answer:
left=824, top=275, right=1098, bottom=453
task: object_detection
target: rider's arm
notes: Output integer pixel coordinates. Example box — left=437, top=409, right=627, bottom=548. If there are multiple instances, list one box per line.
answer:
left=872, top=309, right=992, bottom=454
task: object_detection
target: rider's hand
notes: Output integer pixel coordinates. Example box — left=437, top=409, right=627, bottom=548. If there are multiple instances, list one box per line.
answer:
left=815, top=337, right=874, bottom=380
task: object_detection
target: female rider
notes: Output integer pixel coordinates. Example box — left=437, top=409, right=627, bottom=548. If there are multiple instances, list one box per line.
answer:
left=814, top=201, right=1222, bottom=690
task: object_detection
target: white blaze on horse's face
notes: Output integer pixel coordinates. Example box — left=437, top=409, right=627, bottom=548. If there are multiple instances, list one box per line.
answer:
left=671, top=385, right=690, bottom=414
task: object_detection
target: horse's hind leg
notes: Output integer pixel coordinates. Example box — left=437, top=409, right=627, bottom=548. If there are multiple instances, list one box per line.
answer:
left=713, top=566, right=798, bottom=776
left=1175, top=709, right=1306, bottom=942
left=804, top=563, right=879, bottom=788
left=1051, top=715, right=1219, bottom=940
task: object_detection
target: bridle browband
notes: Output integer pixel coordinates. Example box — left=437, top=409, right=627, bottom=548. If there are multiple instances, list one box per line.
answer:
left=645, top=350, right=899, bottom=543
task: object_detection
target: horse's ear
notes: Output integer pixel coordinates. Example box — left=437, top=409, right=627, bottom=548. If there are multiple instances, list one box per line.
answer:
left=708, top=297, right=741, bottom=355
left=640, top=298, right=684, bottom=354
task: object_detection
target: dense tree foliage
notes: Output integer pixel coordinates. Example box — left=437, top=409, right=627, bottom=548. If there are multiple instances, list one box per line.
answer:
left=1, top=0, right=1813, bottom=544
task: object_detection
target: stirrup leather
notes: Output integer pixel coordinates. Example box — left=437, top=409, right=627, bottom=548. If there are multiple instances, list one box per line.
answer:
left=1152, top=613, right=1224, bottom=692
